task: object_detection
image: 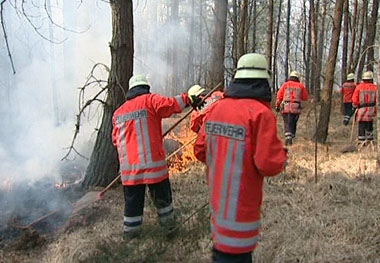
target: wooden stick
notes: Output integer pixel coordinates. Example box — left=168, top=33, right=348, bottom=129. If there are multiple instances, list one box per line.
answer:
left=166, top=136, right=197, bottom=160
left=163, top=82, right=222, bottom=137
left=350, top=109, right=358, bottom=142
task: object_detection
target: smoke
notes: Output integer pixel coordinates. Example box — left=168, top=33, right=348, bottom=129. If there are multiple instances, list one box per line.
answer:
left=0, top=0, right=111, bottom=185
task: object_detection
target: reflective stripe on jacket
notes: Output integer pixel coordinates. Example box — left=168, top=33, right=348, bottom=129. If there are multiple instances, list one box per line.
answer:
left=340, top=82, right=356, bottom=103
left=275, top=80, right=308, bottom=114
left=112, top=93, right=189, bottom=185
left=190, top=91, right=224, bottom=133
left=194, top=98, right=287, bottom=254
left=352, top=82, right=377, bottom=122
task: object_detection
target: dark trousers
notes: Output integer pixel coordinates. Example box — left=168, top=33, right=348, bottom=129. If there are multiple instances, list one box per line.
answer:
left=212, top=248, right=252, bottom=263
left=343, top=103, right=354, bottom=125
left=282, top=113, right=299, bottom=139
left=123, top=178, right=174, bottom=234
left=358, top=121, right=374, bottom=141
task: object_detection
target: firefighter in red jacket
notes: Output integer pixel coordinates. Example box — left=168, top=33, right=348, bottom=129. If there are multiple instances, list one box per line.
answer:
left=194, top=53, right=287, bottom=263
left=352, top=71, right=377, bottom=144
left=341, top=73, right=356, bottom=125
left=190, top=85, right=224, bottom=133
left=275, top=71, right=309, bottom=146
left=112, top=74, right=203, bottom=239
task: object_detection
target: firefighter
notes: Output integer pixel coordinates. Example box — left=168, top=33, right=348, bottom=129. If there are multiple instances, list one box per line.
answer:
left=341, top=73, right=356, bottom=125
left=112, top=74, right=203, bottom=240
left=275, top=71, right=309, bottom=146
left=190, top=84, right=224, bottom=133
left=352, top=71, right=377, bottom=145
left=194, top=53, right=287, bottom=263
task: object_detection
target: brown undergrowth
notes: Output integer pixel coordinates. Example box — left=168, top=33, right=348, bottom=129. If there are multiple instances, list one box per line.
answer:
left=1, top=94, right=379, bottom=262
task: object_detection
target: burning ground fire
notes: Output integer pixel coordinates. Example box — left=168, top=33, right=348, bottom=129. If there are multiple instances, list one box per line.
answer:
left=166, top=125, right=198, bottom=174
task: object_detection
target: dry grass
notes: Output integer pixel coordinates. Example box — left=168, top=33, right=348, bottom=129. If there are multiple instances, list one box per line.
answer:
left=1, top=93, right=380, bottom=262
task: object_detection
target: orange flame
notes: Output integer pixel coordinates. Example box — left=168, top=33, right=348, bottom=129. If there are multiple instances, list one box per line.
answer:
left=167, top=125, right=198, bottom=174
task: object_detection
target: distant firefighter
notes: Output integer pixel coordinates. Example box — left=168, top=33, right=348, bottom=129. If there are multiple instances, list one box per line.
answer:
left=352, top=71, right=377, bottom=144
left=190, top=84, right=224, bottom=133
left=341, top=73, right=356, bottom=126
left=275, top=71, right=309, bottom=146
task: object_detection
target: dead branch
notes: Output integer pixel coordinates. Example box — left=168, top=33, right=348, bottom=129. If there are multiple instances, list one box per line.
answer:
left=1, top=0, right=16, bottom=74
left=62, top=63, right=125, bottom=161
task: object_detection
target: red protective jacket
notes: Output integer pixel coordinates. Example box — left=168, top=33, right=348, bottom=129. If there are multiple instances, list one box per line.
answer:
left=340, top=81, right=356, bottom=103
left=352, top=82, right=377, bottom=122
left=194, top=97, right=287, bottom=254
left=112, top=93, right=189, bottom=185
left=275, top=80, right=308, bottom=114
left=190, top=91, right=224, bottom=132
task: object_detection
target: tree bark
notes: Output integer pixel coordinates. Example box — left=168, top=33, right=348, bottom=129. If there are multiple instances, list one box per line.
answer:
left=355, top=0, right=368, bottom=79
left=341, top=0, right=349, bottom=113
left=266, top=0, right=273, bottom=87
left=315, top=0, right=344, bottom=143
left=209, top=0, right=227, bottom=89
left=304, top=0, right=311, bottom=92
left=237, top=0, right=248, bottom=60
left=285, top=0, right=291, bottom=79
left=377, top=47, right=380, bottom=170
left=309, top=0, right=318, bottom=100
left=252, top=0, right=257, bottom=52
left=273, top=0, right=283, bottom=91
left=347, top=0, right=358, bottom=72
left=365, top=0, right=379, bottom=72
left=83, top=0, right=133, bottom=187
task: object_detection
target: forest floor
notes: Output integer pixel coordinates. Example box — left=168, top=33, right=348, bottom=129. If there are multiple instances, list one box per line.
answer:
left=1, top=94, right=380, bottom=263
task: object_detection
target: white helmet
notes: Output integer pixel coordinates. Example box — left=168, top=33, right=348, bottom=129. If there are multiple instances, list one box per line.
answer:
left=289, top=71, right=299, bottom=79
left=129, top=74, right=149, bottom=90
left=188, top=85, right=205, bottom=97
left=347, top=73, right=355, bottom=81
left=362, top=71, right=373, bottom=80
left=234, top=53, right=270, bottom=79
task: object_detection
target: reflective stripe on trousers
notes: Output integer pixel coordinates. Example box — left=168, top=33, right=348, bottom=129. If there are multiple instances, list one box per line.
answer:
left=211, top=225, right=259, bottom=248
left=124, top=215, right=142, bottom=233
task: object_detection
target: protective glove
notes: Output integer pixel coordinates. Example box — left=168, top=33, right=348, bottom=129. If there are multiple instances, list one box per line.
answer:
left=188, top=85, right=206, bottom=110
left=275, top=107, right=280, bottom=112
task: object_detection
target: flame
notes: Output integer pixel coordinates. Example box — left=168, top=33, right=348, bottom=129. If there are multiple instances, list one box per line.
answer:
left=167, top=125, right=198, bottom=174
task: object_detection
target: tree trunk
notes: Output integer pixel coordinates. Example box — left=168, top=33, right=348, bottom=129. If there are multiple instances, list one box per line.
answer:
left=252, top=0, right=257, bottom=52
left=232, top=0, right=238, bottom=67
left=237, top=0, right=248, bottom=60
left=315, top=0, right=327, bottom=95
left=83, top=0, right=134, bottom=187
left=187, top=0, right=195, bottom=86
left=309, top=0, right=318, bottom=100
left=355, top=0, right=368, bottom=79
left=347, top=0, right=358, bottom=72
left=315, top=0, right=344, bottom=143
left=266, top=0, right=273, bottom=87
left=365, top=0, right=379, bottom=72
left=273, top=0, right=283, bottom=91
left=169, top=0, right=179, bottom=95
left=304, top=0, right=311, bottom=92
left=285, top=0, right=291, bottom=79
left=341, top=0, right=349, bottom=113
left=209, top=0, right=227, bottom=89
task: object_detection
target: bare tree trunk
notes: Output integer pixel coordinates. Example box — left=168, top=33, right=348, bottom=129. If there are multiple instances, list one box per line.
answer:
left=315, top=0, right=327, bottom=93
left=304, top=0, right=311, bottom=92
left=285, top=0, right=291, bottom=79
left=355, top=0, right=368, bottom=78
left=365, top=0, right=379, bottom=72
left=315, top=0, right=344, bottom=143
left=341, top=0, right=349, bottom=113
left=273, top=0, right=283, bottom=91
left=169, top=0, right=179, bottom=95
left=83, top=0, right=134, bottom=187
left=252, top=0, right=257, bottom=52
left=266, top=0, right=274, bottom=87
left=237, top=0, right=248, bottom=59
left=347, top=0, right=358, bottom=72
left=309, top=0, right=318, bottom=100
left=209, top=0, right=227, bottom=88
left=232, top=0, right=238, bottom=67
